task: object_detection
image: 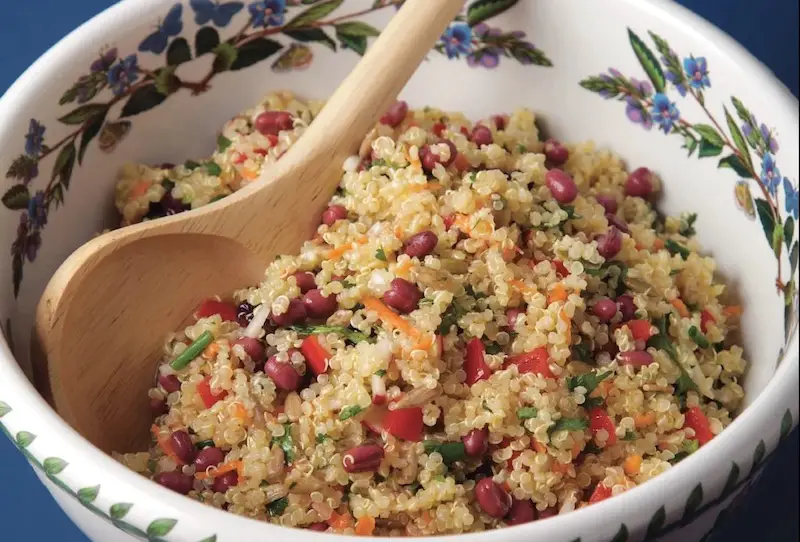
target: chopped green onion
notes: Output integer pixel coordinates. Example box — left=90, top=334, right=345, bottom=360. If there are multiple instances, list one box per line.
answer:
left=621, top=431, right=637, bottom=441
left=184, top=160, right=201, bottom=170
left=271, top=423, right=295, bottom=464
left=561, top=205, right=581, bottom=220
left=210, top=194, right=226, bottom=203
left=665, top=239, right=690, bottom=260
left=517, top=407, right=538, bottom=420
left=266, top=497, right=288, bottom=516
left=339, top=405, right=364, bottom=420
left=647, top=315, right=678, bottom=361
left=688, top=326, right=710, bottom=348
left=468, top=172, right=478, bottom=184
left=291, top=324, right=370, bottom=344
left=675, top=369, right=698, bottom=398
left=423, top=441, right=467, bottom=464
left=713, top=342, right=725, bottom=353
left=437, top=303, right=463, bottom=335
left=195, top=440, right=215, bottom=449
left=170, top=331, right=214, bottom=370
left=669, top=268, right=681, bottom=276
left=204, top=161, right=222, bottom=176
left=217, top=134, right=232, bottom=152
left=549, top=417, right=588, bottom=434
left=374, top=369, right=387, bottom=377
left=583, top=442, right=603, bottom=454
left=375, top=247, right=388, bottom=261
left=161, top=179, right=175, bottom=191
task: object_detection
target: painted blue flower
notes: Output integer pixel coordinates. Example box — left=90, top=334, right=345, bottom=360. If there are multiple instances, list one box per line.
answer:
left=760, top=124, right=779, bottom=153
left=24, top=119, right=45, bottom=157
left=26, top=230, right=41, bottom=262
left=761, top=153, right=781, bottom=196
left=630, top=77, right=653, bottom=97
left=107, top=55, right=140, bottom=96
left=625, top=97, right=653, bottom=130
left=27, top=190, right=47, bottom=229
left=683, top=56, right=710, bottom=90
left=248, top=0, right=285, bottom=28
left=784, top=177, right=798, bottom=219
left=90, top=48, right=118, bottom=73
left=650, top=93, right=680, bottom=133
left=440, top=24, right=472, bottom=59
left=665, top=70, right=688, bottom=96
left=467, top=23, right=501, bottom=68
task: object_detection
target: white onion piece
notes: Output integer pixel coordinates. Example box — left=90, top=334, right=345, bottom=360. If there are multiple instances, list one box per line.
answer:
left=374, top=337, right=393, bottom=364
left=245, top=304, right=270, bottom=338
left=342, top=155, right=360, bottom=172
left=371, top=374, right=386, bottom=404
left=368, top=270, right=393, bottom=295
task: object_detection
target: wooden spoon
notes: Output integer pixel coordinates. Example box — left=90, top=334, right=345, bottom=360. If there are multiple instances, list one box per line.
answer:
left=33, top=0, right=464, bottom=453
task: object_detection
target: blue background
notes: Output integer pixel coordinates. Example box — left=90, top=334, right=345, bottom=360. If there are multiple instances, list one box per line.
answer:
left=0, top=1, right=797, bottom=541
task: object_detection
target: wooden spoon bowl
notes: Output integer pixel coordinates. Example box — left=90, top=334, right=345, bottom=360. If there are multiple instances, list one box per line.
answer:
left=33, top=0, right=464, bottom=454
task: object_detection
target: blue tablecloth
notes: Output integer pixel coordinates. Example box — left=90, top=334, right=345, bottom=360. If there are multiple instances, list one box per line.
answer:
left=1, top=1, right=797, bottom=541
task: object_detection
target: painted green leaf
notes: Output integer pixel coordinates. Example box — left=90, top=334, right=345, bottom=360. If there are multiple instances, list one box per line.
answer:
left=167, top=37, right=192, bottom=65
left=120, top=84, right=169, bottom=118
left=285, top=0, right=344, bottom=28
left=212, top=42, right=238, bottom=72
left=731, top=96, right=754, bottom=125
left=230, top=38, right=283, bottom=70
left=78, top=107, right=109, bottom=165
left=720, top=462, right=740, bottom=499
left=43, top=457, right=69, bottom=475
left=195, top=27, right=221, bottom=57
left=784, top=216, right=795, bottom=251
left=2, top=184, right=31, bottom=210
left=110, top=502, right=133, bottom=520
left=693, top=124, right=725, bottom=147
left=627, top=28, right=665, bottom=93
left=780, top=409, right=793, bottom=440
left=51, top=141, right=76, bottom=188
left=718, top=154, right=754, bottom=178
left=752, top=439, right=766, bottom=469
left=335, top=21, right=380, bottom=37
left=154, top=67, right=181, bottom=96
left=609, top=524, right=629, bottom=542
left=579, top=76, right=622, bottom=98
left=12, top=253, right=23, bottom=298
left=509, top=42, right=553, bottom=67
left=682, top=483, right=704, bottom=523
left=644, top=506, right=666, bottom=539
left=682, top=134, right=699, bottom=157
left=77, top=485, right=100, bottom=505
left=466, top=0, right=518, bottom=26
left=5, top=154, right=39, bottom=182
left=754, top=198, right=776, bottom=248
left=284, top=28, right=337, bottom=50
left=790, top=242, right=799, bottom=272
left=147, top=518, right=178, bottom=537
left=111, top=519, right=149, bottom=539
left=198, top=536, right=218, bottom=542
left=724, top=106, right=753, bottom=171
left=336, top=29, right=367, bottom=55
left=58, top=103, right=108, bottom=125
left=697, top=139, right=723, bottom=158
left=0, top=401, right=12, bottom=417
left=15, top=431, right=36, bottom=448
left=772, top=222, right=785, bottom=256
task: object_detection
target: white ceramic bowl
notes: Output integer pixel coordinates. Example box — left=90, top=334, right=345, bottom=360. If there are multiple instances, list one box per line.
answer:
left=0, top=1, right=797, bottom=541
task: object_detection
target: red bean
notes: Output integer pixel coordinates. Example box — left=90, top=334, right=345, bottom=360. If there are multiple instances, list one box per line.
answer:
left=404, top=231, right=438, bottom=258
left=593, top=298, right=618, bottom=322
left=462, top=428, right=489, bottom=458
left=194, top=447, right=225, bottom=472
left=543, top=139, right=569, bottom=166
left=506, top=307, right=524, bottom=330
left=625, top=167, right=654, bottom=198
left=303, top=288, right=338, bottom=319
left=154, top=471, right=194, bottom=495
left=342, top=444, right=385, bottom=473
left=470, top=125, right=493, bottom=146
left=150, top=398, right=169, bottom=416
left=506, top=498, right=536, bottom=525
left=420, top=140, right=457, bottom=173
left=169, top=430, right=197, bottom=464
left=382, top=278, right=422, bottom=314
left=379, top=100, right=408, bottom=127
left=616, top=295, right=636, bottom=322
left=293, top=272, right=316, bottom=294
left=322, top=204, right=347, bottom=226
left=595, top=194, right=618, bottom=214
left=597, top=226, right=623, bottom=259
left=491, top=114, right=508, bottom=131
left=265, top=356, right=301, bottom=391
left=545, top=169, right=578, bottom=204
left=159, top=374, right=181, bottom=394
left=308, top=523, right=328, bottom=531
left=440, top=140, right=458, bottom=167
left=254, top=111, right=293, bottom=136
left=211, top=471, right=238, bottom=493
left=232, top=337, right=265, bottom=363
left=605, top=213, right=630, bottom=234
left=618, top=350, right=655, bottom=368
left=537, top=506, right=558, bottom=520
left=271, top=298, right=307, bottom=327
left=475, top=477, right=511, bottom=518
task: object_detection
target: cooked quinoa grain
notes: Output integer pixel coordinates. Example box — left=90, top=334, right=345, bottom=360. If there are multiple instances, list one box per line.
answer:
left=113, top=92, right=746, bottom=536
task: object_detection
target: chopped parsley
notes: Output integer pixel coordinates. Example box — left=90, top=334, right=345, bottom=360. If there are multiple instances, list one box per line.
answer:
left=713, top=342, right=725, bottom=353
left=291, top=324, right=370, bottom=344
left=516, top=144, right=527, bottom=154
left=481, top=400, right=493, bottom=413
left=549, top=417, right=588, bottom=434
left=669, top=268, right=681, bottom=276
left=670, top=439, right=700, bottom=464
left=583, top=396, right=605, bottom=409
left=270, top=423, right=294, bottom=464
left=678, top=213, right=698, bottom=237
left=315, top=433, right=330, bottom=444
left=375, top=247, right=388, bottom=261
left=419, top=297, right=434, bottom=305
left=266, top=497, right=289, bottom=516
left=161, top=178, right=175, bottom=191
left=339, top=405, right=364, bottom=421
left=370, top=158, right=388, bottom=167
left=465, top=284, right=487, bottom=299
left=688, top=326, right=710, bottom=349
left=570, top=342, right=592, bottom=363
left=184, top=160, right=201, bottom=170
left=517, top=407, right=539, bottom=420
left=561, top=205, right=581, bottom=220
left=675, top=370, right=698, bottom=398
left=204, top=161, right=222, bottom=176
left=407, top=481, right=422, bottom=494
left=583, top=442, right=603, bottom=454
left=484, top=341, right=503, bottom=355
left=665, top=239, right=690, bottom=260
left=437, top=303, right=463, bottom=335
left=216, top=134, right=232, bottom=152
left=423, top=441, right=467, bottom=464
left=621, top=431, right=637, bottom=441
left=567, top=370, right=612, bottom=394
left=374, top=369, right=387, bottom=377
left=195, top=440, right=215, bottom=449
left=647, top=315, right=678, bottom=361
left=468, top=172, right=478, bottom=184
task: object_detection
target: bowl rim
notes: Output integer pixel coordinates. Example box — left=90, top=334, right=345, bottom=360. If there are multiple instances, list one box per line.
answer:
left=0, top=0, right=797, bottom=539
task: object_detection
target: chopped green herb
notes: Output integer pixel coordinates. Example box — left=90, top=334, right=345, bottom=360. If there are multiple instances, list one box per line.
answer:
left=670, top=439, right=700, bottom=464
left=340, top=279, right=355, bottom=288
left=315, top=433, right=330, bottom=444
left=374, top=474, right=386, bottom=483
left=465, top=285, right=487, bottom=299
left=408, top=481, right=422, bottom=494
left=210, top=194, right=226, bottom=203
left=204, top=161, right=222, bottom=176
left=270, top=423, right=294, bottom=464
left=423, top=441, right=467, bottom=464
left=370, top=158, right=387, bottom=167
left=665, top=239, right=690, bottom=260
left=647, top=315, right=678, bottom=361
left=184, top=160, right=201, bottom=170
left=170, top=331, right=214, bottom=370
left=621, top=431, right=637, bottom=441
left=266, top=497, right=289, bottom=516
left=609, top=262, right=629, bottom=297
left=567, top=370, right=612, bottom=394
left=147, top=459, right=157, bottom=473
left=549, top=417, right=588, bottom=434
left=584, top=267, right=605, bottom=277
left=195, top=440, right=215, bottom=449
left=713, top=342, right=725, bottom=353
left=583, top=396, right=604, bottom=409
left=481, top=400, right=492, bottom=413
left=688, top=326, right=710, bottom=348
left=678, top=213, right=698, bottom=237
left=437, top=303, right=463, bottom=335
left=375, top=247, right=388, bottom=261
left=669, top=268, right=681, bottom=276
left=675, top=370, right=698, bottom=397
left=561, top=205, right=581, bottom=220
left=433, top=474, right=446, bottom=482
left=468, top=172, right=478, bottom=184
left=217, top=134, right=232, bottom=152
left=484, top=341, right=503, bottom=355
left=419, top=298, right=434, bottom=305
left=517, top=407, right=539, bottom=420
left=374, top=369, right=387, bottom=377
left=291, top=324, right=370, bottom=344
left=516, top=144, right=527, bottom=153
left=339, top=405, right=364, bottom=421
left=570, top=342, right=592, bottom=363
left=289, top=482, right=297, bottom=490
left=161, top=178, right=175, bottom=191
left=583, top=442, right=603, bottom=455
left=685, top=301, right=699, bottom=312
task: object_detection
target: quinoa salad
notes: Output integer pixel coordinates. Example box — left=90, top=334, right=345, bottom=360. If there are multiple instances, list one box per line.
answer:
left=113, top=92, right=747, bottom=536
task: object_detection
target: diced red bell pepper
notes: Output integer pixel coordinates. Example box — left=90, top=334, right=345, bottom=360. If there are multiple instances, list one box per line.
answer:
left=700, top=310, right=716, bottom=334
left=464, top=338, right=492, bottom=386
left=443, top=214, right=457, bottom=230
left=684, top=406, right=714, bottom=445
left=588, top=407, right=617, bottom=446
left=504, top=347, right=555, bottom=379
left=384, top=407, right=424, bottom=441
left=300, top=336, right=330, bottom=375
left=361, top=406, right=388, bottom=435
left=197, top=377, right=227, bottom=408
left=196, top=299, right=238, bottom=322
left=626, top=319, right=654, bottom=341
left=552, top=259, right=570, bottom=277
left=432, top=122, right=446, bottom=137
left=435, top=334, right=445, bottom=360
left=460, top=126, right=470, bottom=137
left=588, top=483, right=613, bottom=504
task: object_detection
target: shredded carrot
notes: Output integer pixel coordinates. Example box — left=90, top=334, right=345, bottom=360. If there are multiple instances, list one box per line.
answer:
left=407, top=182, right=442, bottom=193
left=363, top=297, right=420, bottom=339
left=239, top=167, right=258, bottom=181
left=395, top=260, right=412, bottom=278
left=623, top=455, right=642, bottom=475
left=635, top=243, right=644, bottom=251
left=354, top=236, right=368, bottom=245
left=453, top=214, right=471, bottom=234
left=551, top=461, right=572, bottom=474
left=355, top=516, right=376, bottom=536
left=394, top=225, right=405, bottom=239
left=328, top=511, right=353, bottom=530
left=151, top=425, right=184, bottom=465
left=560, top=308, right=572, bottom=344
left=232, top=402, right=250, bottom=424
left=653, top=238, right=665, bottom=250
left=412, top=333, right=434, bottom=351
left=723, top=305, right=743, bottom=318
left=634, top=412, right=656, bottom=429
left=326, top=244, right=352, bottom=260
left=670, top=299, right=690, bottom=318
left=130, top=180, right=151, bottom=199
left=195, top=460, right=243, bottom=481
left=509, top=279, right=536, bottom=294
left=532, top=440, right=547, bottom=454
left=548, top=283, right=568, bottom=304
left=202, top=341, right=220, bottom=359
left=571, top=439, right=582, bottom=459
